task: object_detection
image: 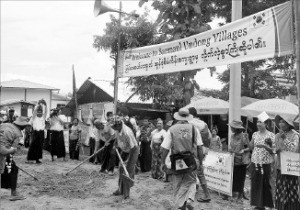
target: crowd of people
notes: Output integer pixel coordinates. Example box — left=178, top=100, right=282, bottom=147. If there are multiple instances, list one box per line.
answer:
left=0, top=102, right=300, bottom=210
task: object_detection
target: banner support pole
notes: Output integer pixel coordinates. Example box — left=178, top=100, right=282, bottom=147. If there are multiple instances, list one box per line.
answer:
left=293, top=0, right=300, bottom=128
left=228, top=0, right=242, bottom=149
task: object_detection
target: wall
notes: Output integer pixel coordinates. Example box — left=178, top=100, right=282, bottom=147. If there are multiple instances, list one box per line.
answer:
left=1, top=88, right=52, bottom=117
left=1, top=88, right=25, bottom=101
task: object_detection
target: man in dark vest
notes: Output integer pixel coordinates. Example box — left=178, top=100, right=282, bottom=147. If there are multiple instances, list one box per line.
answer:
left=161, top=108, right=204, bottom=210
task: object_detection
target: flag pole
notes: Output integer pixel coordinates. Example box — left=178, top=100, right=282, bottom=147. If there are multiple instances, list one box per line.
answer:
left=72, top=64, right=78, bottom=118
left=293, top=0, right=300, bottom=128
left=228, top=0, right=242, bottom=149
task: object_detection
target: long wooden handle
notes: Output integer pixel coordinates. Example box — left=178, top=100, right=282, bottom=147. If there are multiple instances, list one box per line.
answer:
left=16, top=164, right=38, bottom=181
left=65, top=145, right=105, bottom=175
left=115, top=148, right=130, bottom=177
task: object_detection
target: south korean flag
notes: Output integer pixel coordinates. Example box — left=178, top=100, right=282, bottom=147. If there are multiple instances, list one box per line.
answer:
left=250, top=10, right=270, bottom=28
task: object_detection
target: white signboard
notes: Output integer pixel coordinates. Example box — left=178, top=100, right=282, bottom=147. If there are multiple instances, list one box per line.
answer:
left=203, top=150, right=234, bottom=196
left=280, top=151, right=300, bottom=177
left=120, top=1, right=293, bottom=78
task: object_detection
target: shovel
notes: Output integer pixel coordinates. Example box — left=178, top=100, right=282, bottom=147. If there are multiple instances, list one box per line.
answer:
left=65, top=145, right=106, bottom=176
left=115, top=149, right=134, bottom=187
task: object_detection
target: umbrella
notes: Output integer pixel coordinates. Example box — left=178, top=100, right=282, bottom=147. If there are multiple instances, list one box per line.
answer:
left=184, top=97, right=229, bottom=115
left=241, top=98, right=298, bottom=119
left=241, top=96, right=260, bottom=107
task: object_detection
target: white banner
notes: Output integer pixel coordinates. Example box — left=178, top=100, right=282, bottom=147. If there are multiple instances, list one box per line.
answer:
left=120, top=1, right=293, bottom=78
left=203, top=150, right=234, bottom=196
left=280, top=151, right=300, bottom=177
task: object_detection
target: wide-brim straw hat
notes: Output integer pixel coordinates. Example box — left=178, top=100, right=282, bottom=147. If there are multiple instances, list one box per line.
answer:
left=173, top=108, right=193, bottom=121
left=13, top=116, right=31, bottom=126
left=275, top=114, right=295, bottom=128
left=229, top=120, right=245, bottom=130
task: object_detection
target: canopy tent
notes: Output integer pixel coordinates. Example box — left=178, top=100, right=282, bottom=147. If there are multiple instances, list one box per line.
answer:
left=241, top=98, right=298, bottom=119
left=184, top=97, right=229, bottom=115
left=241, top=96, right=260, bottom=107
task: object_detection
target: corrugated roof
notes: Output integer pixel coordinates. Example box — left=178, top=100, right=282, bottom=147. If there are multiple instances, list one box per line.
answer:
left=1, top=79, right=59, bottom=90
left=91, top=79, right=151, bottom=103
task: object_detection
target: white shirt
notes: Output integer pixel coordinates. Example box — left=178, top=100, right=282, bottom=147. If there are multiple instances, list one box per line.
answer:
left=32, top=117, right=46, bottom=131
left=115, top=123, right=138, bottom=153
left=50, top=116, right=64, bottom=131
left=151, top=129, right=167, bottom=144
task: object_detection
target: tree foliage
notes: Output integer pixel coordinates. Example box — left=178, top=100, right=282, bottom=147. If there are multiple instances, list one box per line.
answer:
left=93, top=11, right=160, bottom=60
left=94, top=0, right=295, bottom=108
left=213, top=0, right=295, bottom=99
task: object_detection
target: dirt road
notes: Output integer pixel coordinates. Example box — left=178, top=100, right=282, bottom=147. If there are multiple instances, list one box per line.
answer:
left=1, top=151, right=253, bottom=210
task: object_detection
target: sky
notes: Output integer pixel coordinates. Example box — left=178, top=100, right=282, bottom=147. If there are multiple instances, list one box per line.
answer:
left=1, top=0, right=225, bottom=96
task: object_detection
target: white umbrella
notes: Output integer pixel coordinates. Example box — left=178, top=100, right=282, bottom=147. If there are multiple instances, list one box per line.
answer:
left=241, top=98, right=298, bottom=119
left=184, top=97, right=229, bottom=115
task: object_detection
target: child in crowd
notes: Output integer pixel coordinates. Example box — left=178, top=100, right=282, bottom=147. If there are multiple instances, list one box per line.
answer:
left=209, top=127, right=222, bottom=152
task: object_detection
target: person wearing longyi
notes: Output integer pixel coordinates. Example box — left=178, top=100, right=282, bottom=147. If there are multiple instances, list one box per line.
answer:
left=94, top=118, right=116, bottom=175
left=274, top=114, right=300, bottom=210
left=226, top=120, right=250, bottom=203
left=69, top=118, right=82, bottom=160
left=111, top=116, right=139, bottom=199
left=150, top=118, right=166, bottom=179
left=48, top=109, right=66, bottom=161
left=0, top=116, right=31, bottom=201
left=249, top=111, right=275, bottom=210
left=27, top=100, right=47, bottom=164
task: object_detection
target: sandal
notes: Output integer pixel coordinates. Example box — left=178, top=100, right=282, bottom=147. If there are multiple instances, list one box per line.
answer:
left=197, top=198, right=211, bottom=203
left=113, top=190, right=122, bottom=196
left=9, top=195, right=26, bottom=201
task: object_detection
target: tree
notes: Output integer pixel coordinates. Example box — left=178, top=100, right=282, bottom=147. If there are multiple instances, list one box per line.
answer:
left=213, top=0, right=295, bottom=99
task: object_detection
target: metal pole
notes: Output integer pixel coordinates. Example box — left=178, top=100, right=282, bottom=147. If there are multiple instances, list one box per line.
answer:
left=113, top=1, right=122, bottom=115
left=293, top=0, right=300, bottom=129
left=228, top=0, right=242, bottom=149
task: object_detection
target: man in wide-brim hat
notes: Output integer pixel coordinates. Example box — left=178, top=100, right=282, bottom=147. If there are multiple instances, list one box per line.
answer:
left=228, top=120, right=245, bottom=130
left=161, top=108, right=204, bottom=210
left=0, top=116, right=31, bottom=201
